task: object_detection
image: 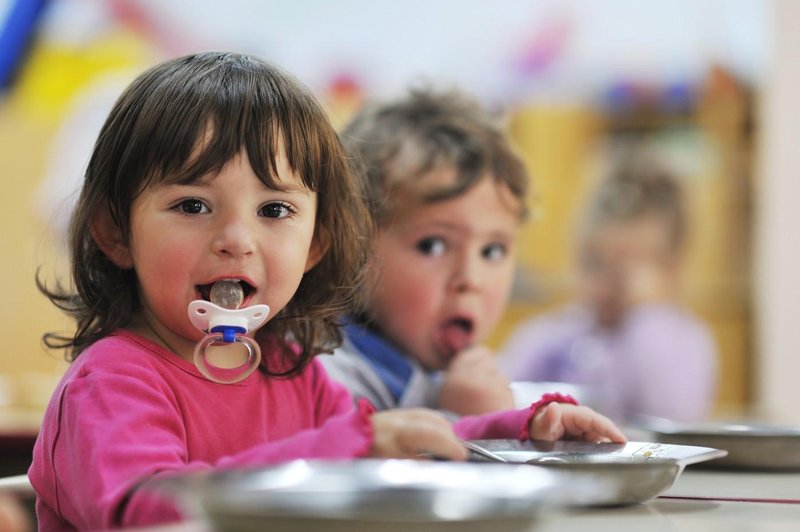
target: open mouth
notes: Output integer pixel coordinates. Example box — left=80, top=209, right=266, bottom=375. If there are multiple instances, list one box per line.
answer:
left=196, top=279, right=255, bottom=305
left=439, top=317, right=475, bottom=357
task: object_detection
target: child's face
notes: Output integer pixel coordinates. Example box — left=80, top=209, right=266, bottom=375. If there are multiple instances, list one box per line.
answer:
left=365, top=173, right=520, bottom=371
left=111, top=149, right=322, bottom=361
left=579, top=215, right=678, bottom=327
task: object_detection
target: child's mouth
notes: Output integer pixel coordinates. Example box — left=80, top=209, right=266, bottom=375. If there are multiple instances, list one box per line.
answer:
left=439, top=317, right=474, bottom=358
left=196, top=279, right=255, bottom=305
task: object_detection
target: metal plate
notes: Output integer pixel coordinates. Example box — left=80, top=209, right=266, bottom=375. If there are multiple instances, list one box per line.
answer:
left=640, top=418, right=800, bottom=470
left=149, top=459, right=581, bottom=532
left=465, top=439, right=727, bottom=506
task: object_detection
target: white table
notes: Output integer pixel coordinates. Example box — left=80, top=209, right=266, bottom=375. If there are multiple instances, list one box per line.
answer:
left=666, top=469, right=800, bottom=502
left=537, top=498, right=799, bottom=532
left=535, top=468, right=800, bottom=532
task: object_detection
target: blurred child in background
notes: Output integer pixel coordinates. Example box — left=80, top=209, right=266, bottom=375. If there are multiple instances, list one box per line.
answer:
left=501, top=154, right=717, bottom=423
left=322, top=89, right=625, bottom=435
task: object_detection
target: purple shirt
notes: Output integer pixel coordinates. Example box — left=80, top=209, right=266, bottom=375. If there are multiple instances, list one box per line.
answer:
left=501, top=304, right=717, bottom=423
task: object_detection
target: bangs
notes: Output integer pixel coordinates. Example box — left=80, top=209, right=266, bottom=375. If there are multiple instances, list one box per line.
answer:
left=122, top=53, right=329, bottom=193
left=388, top=134, right=482, bottom=201
left=391, top=135, right=526, bottom=218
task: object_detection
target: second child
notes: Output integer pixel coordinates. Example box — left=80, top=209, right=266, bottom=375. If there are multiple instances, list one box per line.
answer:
left=322, top=89, right=624, bottom=435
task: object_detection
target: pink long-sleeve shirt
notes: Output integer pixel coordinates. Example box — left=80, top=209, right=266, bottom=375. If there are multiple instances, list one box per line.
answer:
left=29, top=330, right=534, bottom=530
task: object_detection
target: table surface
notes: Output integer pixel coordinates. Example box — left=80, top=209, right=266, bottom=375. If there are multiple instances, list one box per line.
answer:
left=537, top=467, right=800, bottom=532
left=537, top=498, right=800, bottom=532
left=666, top=468, right=800, bottom=501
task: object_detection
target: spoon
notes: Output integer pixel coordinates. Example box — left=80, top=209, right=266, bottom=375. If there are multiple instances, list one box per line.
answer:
left=460, top=440, right=509, bottom=463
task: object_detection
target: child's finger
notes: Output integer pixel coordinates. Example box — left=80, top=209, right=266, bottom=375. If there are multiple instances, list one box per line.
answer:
left=412, top=431, right=468, bottom=461
left=561, top=406, right=627, bottom=443
left=530, top=403, right=565, bottom=440
left=399, top=411, right=468, bottom=460
left=447, top=345, right=492, bottom=369
left=585, top=413, right=626, bottom=442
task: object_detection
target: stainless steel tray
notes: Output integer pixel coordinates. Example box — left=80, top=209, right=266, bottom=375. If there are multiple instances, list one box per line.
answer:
left=150, top=459, right=577, bottom=532
left=640, top=418, right=800, bottom=470
left=466, top=439, right=727, bottom=506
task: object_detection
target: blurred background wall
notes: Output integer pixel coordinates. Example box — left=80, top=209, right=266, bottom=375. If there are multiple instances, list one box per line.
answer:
left=2, top=0, right=794, bottom=431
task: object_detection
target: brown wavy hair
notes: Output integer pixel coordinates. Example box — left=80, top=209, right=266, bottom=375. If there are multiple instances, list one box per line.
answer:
left=39, top=52, right=371, bottom=376
left=339, top=87, right=529, bottom=225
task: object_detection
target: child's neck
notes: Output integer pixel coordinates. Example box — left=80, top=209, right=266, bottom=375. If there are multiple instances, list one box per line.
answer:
left=128, top=314, right=196, bottom=362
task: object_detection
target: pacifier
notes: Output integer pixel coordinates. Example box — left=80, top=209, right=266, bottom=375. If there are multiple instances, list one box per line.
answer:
left=188, top=280, right=270, bottom=384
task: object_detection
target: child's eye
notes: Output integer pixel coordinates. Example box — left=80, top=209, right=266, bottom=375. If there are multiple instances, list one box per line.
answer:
left=416, top=237, right=446, bottom=257
left=176, top=198, right=208, bottom=215
left=482, top=242, right=507, bottom=262
left=259, top=202, right=295, bottom=219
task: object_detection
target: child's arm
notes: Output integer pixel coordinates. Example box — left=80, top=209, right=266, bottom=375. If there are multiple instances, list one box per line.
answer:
left=439, top=345, right=515, bottom=415
left=452, top=393, right=626, bottom=443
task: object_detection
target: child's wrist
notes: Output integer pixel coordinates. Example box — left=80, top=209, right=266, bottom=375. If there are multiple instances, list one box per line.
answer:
left=519, top=392, right=579, bottom=441
left=357, top=398, right=377, bottom=457
left=531, top=392, right=578, bottom=412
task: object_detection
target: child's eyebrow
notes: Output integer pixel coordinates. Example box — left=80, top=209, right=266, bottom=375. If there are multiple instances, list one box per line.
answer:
left=170, top=178, right=310, bottom=194
left=256, top=181, right=313, bottom=194
left=263, top=181, right=310, bottom=193
left=414, top=220, right=515, bottom=239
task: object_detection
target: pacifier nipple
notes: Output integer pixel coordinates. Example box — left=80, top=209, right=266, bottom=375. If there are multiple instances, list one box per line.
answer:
left=210, top=280, right=243, bottom=310
left=188, top=280, right=270, bottom=385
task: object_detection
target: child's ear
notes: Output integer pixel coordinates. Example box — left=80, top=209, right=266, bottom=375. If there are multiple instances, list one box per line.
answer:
left=90, top=204, right=134, bottom=269
left=304, top=230, right=329, bottom=273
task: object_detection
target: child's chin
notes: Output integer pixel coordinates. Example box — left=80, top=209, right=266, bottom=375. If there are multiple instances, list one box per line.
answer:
left=433, top=352, right=456, bottom=370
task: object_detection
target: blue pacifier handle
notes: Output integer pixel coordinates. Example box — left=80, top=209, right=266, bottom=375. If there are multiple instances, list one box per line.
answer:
left=210, top=325, right=247, bottom=343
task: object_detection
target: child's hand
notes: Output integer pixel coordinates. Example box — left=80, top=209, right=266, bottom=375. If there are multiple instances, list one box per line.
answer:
left=439, top=345, right=516, bottom=416
left=529, top=402, right=627, bottom=443
left=370, top=409, right=469, bottom=460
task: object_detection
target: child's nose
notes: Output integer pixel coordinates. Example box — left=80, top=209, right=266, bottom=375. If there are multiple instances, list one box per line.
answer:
left=450, top=252, right=484, bottom=292
left=211, top=214, right=257, bottom=257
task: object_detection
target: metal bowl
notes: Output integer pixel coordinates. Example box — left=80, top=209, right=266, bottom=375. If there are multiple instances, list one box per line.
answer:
left=641, top=419, right=800, bottom=470
left=149, top=459, right=576, bottom=531
left=465, top=439, right=727, bottom=506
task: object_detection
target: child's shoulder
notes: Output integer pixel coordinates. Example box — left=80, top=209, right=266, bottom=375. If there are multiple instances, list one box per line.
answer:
left=71, top=329, right=188, bottom=378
